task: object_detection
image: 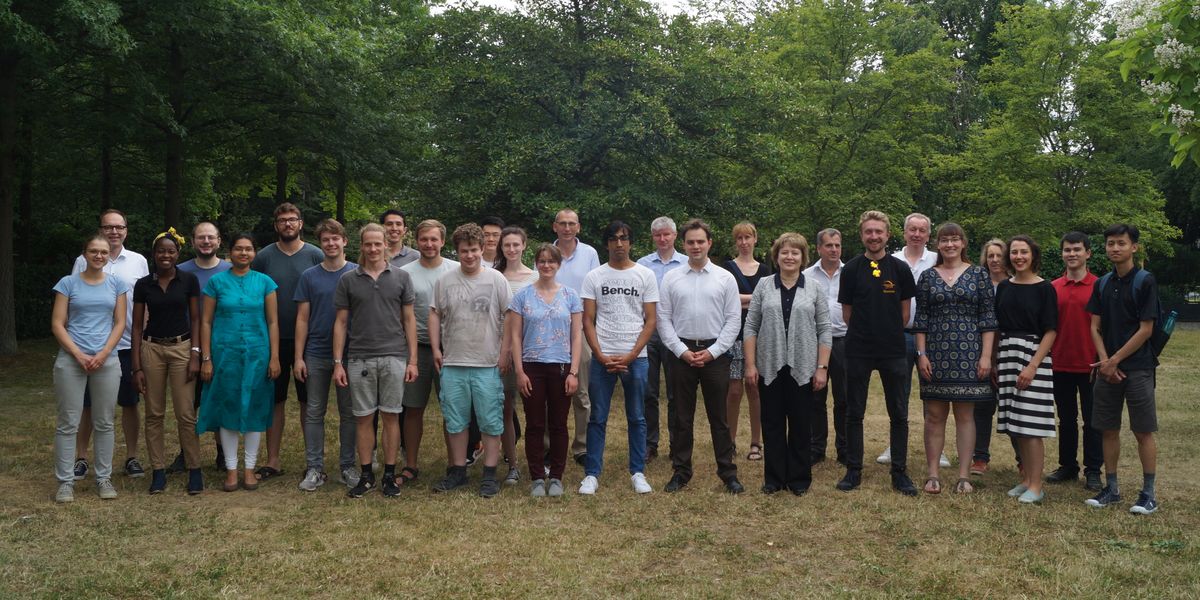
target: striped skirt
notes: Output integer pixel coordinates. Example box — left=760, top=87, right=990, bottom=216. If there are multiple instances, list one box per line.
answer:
left=995, top=334, right=1056, bottom=438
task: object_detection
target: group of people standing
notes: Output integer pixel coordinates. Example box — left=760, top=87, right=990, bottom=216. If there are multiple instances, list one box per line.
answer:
left=50, top=205, right=1163, bottom=515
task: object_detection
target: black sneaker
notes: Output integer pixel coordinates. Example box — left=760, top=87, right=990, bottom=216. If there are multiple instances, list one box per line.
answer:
left=73, top=458, right=89, bottom=481
left=381, top=474, right=401, bottom=497
left=165, top=452, right=187, bottom=475
left=891, top=472, right=918, bottom=497
left=479, top=477, right=500, bottom=498
left=1085, top=486, right=1121, bottom=508
left=148, top=469, right=167, bottom=494
left=1084, top=472, right=1102, bottom=491
left=432, top=467, right=469, bottom=493
left=348, top=475, right=376, bottom=498
left=1129, top=491, right=1158, bottom=515
left=836, top=469, right=861, bottom=491
left=664, top=473, right=688, bottom=493
left=187, top=469, right=204, bottom=495
left=1046, top=467, right=1079, bottom=483
left=124, top=457, right=146, bottom=478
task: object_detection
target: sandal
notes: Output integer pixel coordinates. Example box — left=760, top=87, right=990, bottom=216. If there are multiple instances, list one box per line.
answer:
left=924, top=477, right=942, bottom=494
left=254, top=466, right=283, bottom=481
left=399, top=467, right=419, bottom=484
left=955, top=478, right=974, bottom=494
left=747, top=444, right=763, bottom=461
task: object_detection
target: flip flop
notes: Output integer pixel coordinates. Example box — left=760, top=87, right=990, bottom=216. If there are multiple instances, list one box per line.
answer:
left=399, top=467, right=419, bottom=484
left=254, top=466, right=283, bottom=481
left=955, top=478, right=974, bottom=494
left=924, top=477, right=942, bottom=494
left=747, top=444, right=763, bottom=461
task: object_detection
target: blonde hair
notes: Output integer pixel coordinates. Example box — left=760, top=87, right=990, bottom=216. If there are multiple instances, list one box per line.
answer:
left=859, top=210, right=890, bottom=231
left=731, top=221, right=757, bottom=240
left=770, top=232, right=809, bottom=267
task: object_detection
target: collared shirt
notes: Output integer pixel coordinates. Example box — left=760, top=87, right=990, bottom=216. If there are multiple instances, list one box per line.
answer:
left=657, top=259, right=741, bottom=359
left=803, top=260, right=846, bottom=337
left=637, top=249, right=688, bottom=286
left=73, top=248, right=149, bottom=350
left=744, top=271, right=831, bottom=389
left=333, top=264, right=415, bottom=359
left=1051, top=271, right=1098, bottom=373
left=1087, top=266, right=1159, bottom=371
left=892, top=247, right=937, bottom=328
left=133, top=270, right=200, bottom=339
left=388, top=245, right=419, bottom=268
left=553, top=239, right=600, bottom=293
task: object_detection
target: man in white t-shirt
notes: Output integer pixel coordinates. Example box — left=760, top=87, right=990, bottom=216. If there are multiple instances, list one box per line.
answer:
left=72, top=209, right=149, bottom=481
left=878, top=212, right=945, bottom=468
left=578, top=221, right=659, bottom=495
left=400, top=220, right=458, bottom=483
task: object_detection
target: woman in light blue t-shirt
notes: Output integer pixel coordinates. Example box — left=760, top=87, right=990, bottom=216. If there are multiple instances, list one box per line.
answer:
left=50, top=235, right=129, bottom=503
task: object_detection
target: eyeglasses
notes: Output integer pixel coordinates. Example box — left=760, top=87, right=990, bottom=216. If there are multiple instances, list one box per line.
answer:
left=535, top=260, right=559, bottom=266
left=275, top=217, right=301, bottom=225
left=194, top=235, right=218, bottom=242
left=100, top=225, right=127, bottom=232
left=611, top=236, right=631, bottom=242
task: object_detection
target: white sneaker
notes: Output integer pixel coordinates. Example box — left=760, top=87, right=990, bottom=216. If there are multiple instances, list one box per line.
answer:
left=56, top=482, right=75, bottom=503
left=939, top=453, right=951, bottom=468
left=298, top=468, right=327, bottom=492
left=578, top=475, right=598, bottom=495
left=340, top=466, right=361, bottom=489
left=876, top=447, right=892, bottom=465
left=631, top=472, right=652, bottom=494
left=97, top=479, right=118, bottom=500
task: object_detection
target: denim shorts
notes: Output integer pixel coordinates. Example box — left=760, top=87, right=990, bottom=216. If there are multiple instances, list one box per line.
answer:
left=439, top=366, right=504, bottom=435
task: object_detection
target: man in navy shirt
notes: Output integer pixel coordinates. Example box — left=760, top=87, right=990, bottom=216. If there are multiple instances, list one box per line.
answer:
left=836, top=210, right=918, bottom=496
left=1085, top=223, right=1161, bottom=515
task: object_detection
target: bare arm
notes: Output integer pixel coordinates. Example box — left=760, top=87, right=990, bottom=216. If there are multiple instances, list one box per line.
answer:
left=293, top=302, right=310, bottom=382
left=332, top=308, right=349, bottom=387
left=428, top=308, right=443, bottom=372
left=131, top=301, right=146, bottom=386
left=403, top=304, right=419, bottom=382
left=200, top=296, right=216, bottom=382
left=265, top=291, right=280, bottom=379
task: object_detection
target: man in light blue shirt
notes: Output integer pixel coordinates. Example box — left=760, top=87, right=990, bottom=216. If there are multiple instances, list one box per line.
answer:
left=637, top=216, right=687, bottom=459
left=553, top=208, right=600, bottom=463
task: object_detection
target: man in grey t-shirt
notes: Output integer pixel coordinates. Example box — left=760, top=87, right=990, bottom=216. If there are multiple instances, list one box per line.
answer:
left=251, top=202, right=323, bottom=480
left=333, top=223, right=418, bottom=498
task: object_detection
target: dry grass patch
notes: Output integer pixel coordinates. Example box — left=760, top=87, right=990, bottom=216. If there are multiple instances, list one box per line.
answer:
left=1, top=334, right=1198, bottom=598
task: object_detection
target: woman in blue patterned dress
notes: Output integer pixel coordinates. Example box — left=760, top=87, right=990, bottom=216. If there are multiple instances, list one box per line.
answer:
left=197, top=233, right=280, bottom=492
left=914, top=223, right=997, bottom=494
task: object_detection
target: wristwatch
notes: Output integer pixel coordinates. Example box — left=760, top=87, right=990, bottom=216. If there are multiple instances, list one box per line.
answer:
left=191, top=346, right=201, bottom=354
left=915, top=350, right=926, bottom=357
left=816, top=364, right=828, bottom=370
left=333, top=358, right=343, bottom=365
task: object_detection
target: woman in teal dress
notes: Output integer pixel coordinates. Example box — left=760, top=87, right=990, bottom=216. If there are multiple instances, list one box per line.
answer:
left=198, top=233, right=280, bottom=491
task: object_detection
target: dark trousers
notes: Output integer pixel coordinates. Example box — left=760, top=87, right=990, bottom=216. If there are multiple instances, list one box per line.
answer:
left=522, top=362, right=571, bottom=481
left=810, top=337, right=846, bottom=462
left=667, top=342, right=737, bottom=483
left=972, top=390, right=1020, bottom=463
left=761, top=367, right=813, bottom=491
left=845, top=355, right=909, bottom=473
left=1053, top=371, right=1102, bottom=475
left=274, top=339, right=307, bottom=405
left=645, top=334, right=676, bottom=453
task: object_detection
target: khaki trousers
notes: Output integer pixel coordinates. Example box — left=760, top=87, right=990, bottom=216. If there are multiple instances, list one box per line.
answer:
left=141, top=340, right=200, bottom=470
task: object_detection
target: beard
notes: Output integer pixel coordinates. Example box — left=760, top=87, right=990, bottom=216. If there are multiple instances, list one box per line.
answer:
left=278, top=231, right=299, bottom=243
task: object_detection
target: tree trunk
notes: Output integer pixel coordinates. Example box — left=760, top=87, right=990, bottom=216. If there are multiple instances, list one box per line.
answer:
left=275, top=151, right=288, bottom=206
left=335, top=159, right=347, bottom=223
left=164, top=36, right=184, bottom=229
left=0, top=54, right=19, bottom=354
left=100, top=76, right=113, bottom=211
left=17, top=115, right=32, bottom=252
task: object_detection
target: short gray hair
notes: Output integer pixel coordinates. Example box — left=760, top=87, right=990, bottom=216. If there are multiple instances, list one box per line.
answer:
left=903, top=212, right=932, bottom=231
left=650, top=216, right=677, bottom=234
left=817, top=228, right=841, bottom=244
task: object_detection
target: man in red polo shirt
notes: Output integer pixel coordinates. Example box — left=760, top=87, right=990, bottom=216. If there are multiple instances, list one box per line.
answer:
left=1047, top=231, right=1102, bottom=491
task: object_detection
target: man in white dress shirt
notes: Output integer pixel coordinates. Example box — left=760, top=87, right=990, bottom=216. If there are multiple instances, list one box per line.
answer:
left=72, top=209, right=150, bottom=481
left=552, top=208, right=600, bottom=464
left=803, top=228, right=848, bottom=465
left=657, top=219, right=744, bottom=494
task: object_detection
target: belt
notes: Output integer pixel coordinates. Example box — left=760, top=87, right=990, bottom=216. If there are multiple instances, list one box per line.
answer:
left=143, top=333, right=190, bottom=344
left=680, top=338, right=717, bottom=348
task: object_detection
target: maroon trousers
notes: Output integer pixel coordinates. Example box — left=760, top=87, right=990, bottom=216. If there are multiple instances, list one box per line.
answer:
left=521, top=362, right=571, bottom=481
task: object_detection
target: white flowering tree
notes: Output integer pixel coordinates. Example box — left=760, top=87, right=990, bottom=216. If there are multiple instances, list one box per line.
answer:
left=1111, top=0, right=1200, bottom=167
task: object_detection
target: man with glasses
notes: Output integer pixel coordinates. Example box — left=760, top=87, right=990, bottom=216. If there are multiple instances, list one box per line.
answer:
left=480, top=216, right=505, bottom=268
left=552, top=208, right=600, bottom=464
left=251, top=202, right=323, bottom=482
left=71, top=209, right=149, bottom=481
left=169, top=222, right=232, bottom=473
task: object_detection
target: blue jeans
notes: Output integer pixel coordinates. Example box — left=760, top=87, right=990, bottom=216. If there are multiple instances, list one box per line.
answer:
left=585, top=357, right=648, bottom=478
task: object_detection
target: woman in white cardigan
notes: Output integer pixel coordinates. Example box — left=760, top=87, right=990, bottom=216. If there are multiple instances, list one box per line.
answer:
left=744, top=232, right=832, bottom=495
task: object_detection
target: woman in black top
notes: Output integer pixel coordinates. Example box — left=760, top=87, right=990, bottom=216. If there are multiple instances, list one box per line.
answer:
left=723, top=221, right=772, bottom=461
left=993, top=234, right=1057, bottom=504
left=131, top=230, right=203, bottom=495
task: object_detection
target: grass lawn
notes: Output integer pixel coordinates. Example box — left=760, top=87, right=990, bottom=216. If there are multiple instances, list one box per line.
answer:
left=1, top=333, right=1197, bottom=598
